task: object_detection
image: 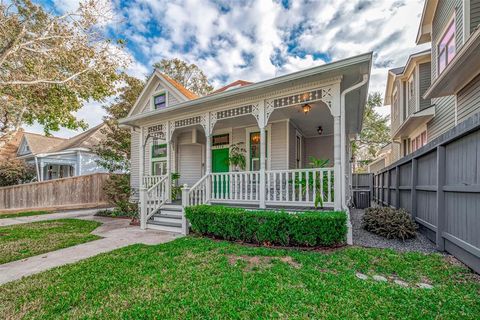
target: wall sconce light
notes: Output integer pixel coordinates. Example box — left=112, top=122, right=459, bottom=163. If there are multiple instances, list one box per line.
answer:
left=317, top=126, right=323, bottom=135
left=302, top=103, right=312, bottom=114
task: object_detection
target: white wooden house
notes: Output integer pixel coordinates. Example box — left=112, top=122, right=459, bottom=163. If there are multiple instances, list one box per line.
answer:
left=119, top=53, right=372, bottom=243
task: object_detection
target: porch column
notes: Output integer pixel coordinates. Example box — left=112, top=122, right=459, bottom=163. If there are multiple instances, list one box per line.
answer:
left=333, top=114, right=342, bottom=211
left=205, top=133, right=212, bottom=201
left=259, top=125, right=266, bottom=209
left=166, top=122, right=172, bottom=203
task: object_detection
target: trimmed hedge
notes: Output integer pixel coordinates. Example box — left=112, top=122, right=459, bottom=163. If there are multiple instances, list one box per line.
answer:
left=185, top=205, right=347, bottom=247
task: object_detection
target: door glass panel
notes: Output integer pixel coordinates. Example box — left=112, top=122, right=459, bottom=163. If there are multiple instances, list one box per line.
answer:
left=250, top=131, right=267, bottom=171
left=152, top=161, right=167, bottom=175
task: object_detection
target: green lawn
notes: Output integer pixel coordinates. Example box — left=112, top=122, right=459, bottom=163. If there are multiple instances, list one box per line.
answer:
left=0, top=210, right=51, bottom=219
left=0, top=219, right=101, bottom=264
left=0, top=237, right=478, bottom=319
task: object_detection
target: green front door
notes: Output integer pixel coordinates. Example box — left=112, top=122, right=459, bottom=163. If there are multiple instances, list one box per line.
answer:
left=212, top=148, right=229, bottom=197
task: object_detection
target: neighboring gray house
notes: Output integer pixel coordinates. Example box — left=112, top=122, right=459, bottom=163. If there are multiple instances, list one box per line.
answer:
left=383, top=50, right=433, bottom=165
left=119, top=53, right=372, bottom=240
left=16, top=124, right=109, bottom=181
left=374, top=0, right=480, bottom=171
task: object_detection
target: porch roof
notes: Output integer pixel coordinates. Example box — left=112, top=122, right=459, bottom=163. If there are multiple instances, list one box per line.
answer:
left=119, top=52, right=372, bottom=131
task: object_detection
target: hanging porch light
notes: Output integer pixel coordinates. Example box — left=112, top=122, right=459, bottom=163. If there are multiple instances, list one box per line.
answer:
left=302, top=103, right=312, bottom=114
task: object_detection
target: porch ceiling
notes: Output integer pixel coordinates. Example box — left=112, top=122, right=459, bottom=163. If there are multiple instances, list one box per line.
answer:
left=271, top=101, right=333, bottom=137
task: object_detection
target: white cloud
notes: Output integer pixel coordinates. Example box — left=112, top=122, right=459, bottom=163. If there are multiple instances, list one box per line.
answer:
left=37, top=0, right=430, bottom=134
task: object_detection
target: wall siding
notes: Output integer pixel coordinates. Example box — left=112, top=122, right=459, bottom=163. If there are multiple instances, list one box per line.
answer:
left=304, top=136, right=334, bottom=166
left=428, top=96, right=456, bottom=140
left=471, top=0, right=480, bottom=33
left=130, top=130, right=140, bottom=192
left=288, top=122, right=296, bottom=169
left=457, top=73, right=480, bottom=123
left=271, top=121, right=288, bottom=170
left=419, top=62, right=432, bottom=110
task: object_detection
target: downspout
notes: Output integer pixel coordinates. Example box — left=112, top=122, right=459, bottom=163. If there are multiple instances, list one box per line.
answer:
left=340, top=74, right=369, bottom=245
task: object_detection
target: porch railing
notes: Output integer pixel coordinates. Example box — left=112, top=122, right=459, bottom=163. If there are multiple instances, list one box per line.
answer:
left=265, top=168, right=334, bottom=207
left=141, top=175, right=169, bottom=228
left=211, top=171, right=261, bottom=202
left=143, top=175, right=164, bottom=188
left=185, top=174, right=210, bottom=206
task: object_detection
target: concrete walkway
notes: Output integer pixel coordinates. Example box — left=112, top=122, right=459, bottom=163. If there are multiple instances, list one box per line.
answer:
left=0, top=208, right=102, bottom=227
left=0, top=213, right=180, bottom=285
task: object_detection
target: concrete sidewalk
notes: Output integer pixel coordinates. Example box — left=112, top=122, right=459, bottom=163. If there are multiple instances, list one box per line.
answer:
left=0, top=215, right=180, bottom=285
left=0, top=208, right=102, bottom=227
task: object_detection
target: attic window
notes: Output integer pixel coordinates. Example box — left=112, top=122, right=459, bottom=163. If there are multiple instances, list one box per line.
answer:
left=153, top=93, right=166, bottom=110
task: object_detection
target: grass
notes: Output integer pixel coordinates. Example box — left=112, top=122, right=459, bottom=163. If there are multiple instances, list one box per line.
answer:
left=0, top=237, right=478, bottom=319
left=0, top=211, right=51, bottom=219
left=0, top=219, right=101, bottom=264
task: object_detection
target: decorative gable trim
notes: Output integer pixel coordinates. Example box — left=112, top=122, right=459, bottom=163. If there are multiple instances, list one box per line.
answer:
left=127, top=71, right=192, bottom=117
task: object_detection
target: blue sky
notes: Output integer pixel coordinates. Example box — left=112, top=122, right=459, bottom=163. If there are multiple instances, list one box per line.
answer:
left=28, top=0, right=429, bottom=137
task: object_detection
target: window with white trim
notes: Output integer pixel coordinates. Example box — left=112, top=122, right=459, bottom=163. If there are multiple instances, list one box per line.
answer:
left=151, top=143, right=167, bottom=175
left=392, top=88, right=399, bottom=120
left=153, top=93, right=167, bottom=110
left=437, top=19, right=456, bottom=75
left=411, top=131, right=427, bottom=152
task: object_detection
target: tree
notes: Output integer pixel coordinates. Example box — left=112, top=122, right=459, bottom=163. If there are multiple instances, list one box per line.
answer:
left=0, top=158, right=36, bottom=186
left=352, top=92, right=390, bottom=172
left=153, top=58, right=213, bottom=96
left=0, top=0, right=128, bottom=146
left=94, top=74, right=144, bottom=173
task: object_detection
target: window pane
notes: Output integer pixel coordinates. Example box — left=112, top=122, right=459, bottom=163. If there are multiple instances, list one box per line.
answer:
left=438, top=52, right=446, bottom=74
left=212, top=134, right=229, bottom=146
left=447, top=42, right=456, bottom=63
left=152, top=144, right=167, bottom=158
left=154, top=94, right=166, bottom=109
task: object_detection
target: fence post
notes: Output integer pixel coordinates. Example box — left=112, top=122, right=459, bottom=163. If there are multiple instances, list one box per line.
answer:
left=387, top=170, right=391, bottom=206
left=411, top=158, right=417, bottom=220
left=139, top=186, right=147, bottom=230
left=181, top=184, right=190, bottom=235
left=395, top=166, right=400, bottom=209
left=436, top=146, right=446, bottom=251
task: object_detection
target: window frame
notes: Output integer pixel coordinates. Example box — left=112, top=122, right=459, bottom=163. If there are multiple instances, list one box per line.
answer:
left=151, top=143, right=168, bottom=176
left=152, top=90, right=168, bottom=111
left=437, top=16, right=456, bottom=76
left=408, top=75, right=414, bottom=100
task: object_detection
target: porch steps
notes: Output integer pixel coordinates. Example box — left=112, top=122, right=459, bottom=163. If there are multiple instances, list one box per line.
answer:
left=146, top=204, right=184, bottom=233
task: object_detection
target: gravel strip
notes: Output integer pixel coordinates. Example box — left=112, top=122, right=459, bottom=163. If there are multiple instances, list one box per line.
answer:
left=351, top=208, right=438, bottom=253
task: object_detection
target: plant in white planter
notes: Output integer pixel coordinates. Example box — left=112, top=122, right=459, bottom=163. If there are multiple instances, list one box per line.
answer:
left=228, top=142, right=246, bottom=171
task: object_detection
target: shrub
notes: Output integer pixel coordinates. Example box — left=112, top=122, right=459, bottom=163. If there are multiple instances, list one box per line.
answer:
left=0, top=159, right=36, bottom=186
left=362, top=207, right=417, bottom=240
left=185, top=205, right=347, bottom=247
left=103, top=174, right=138, bottom=218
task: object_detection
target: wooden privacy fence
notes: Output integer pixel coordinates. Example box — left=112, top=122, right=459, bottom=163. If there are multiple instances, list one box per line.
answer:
left=0, top=173, right=111, bottom=212
left=373, top=113, right=480, bottom=273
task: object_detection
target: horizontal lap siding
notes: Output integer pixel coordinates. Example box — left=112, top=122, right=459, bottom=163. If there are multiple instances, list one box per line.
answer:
left=428, top=96, right=456, bottom=140
left=130, top=130, right=140, bottom=190
left=271, top=121, right=288, bottom=170
left=457, top=74, right=480, bottom=123
left=419, top=62, right=432, bottom=110
left=304, top=136, right=334, bottom=167
left=471, top=0, right=480, bottom=33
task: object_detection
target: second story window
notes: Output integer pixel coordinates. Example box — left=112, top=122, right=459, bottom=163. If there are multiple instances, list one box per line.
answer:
left=438, top=19, right=456, bottom=75
left=153, top=93, right=166, bottom=110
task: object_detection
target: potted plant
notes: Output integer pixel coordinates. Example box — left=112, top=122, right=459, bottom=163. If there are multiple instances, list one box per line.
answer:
left=228, top=142, right=246, bottom=171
